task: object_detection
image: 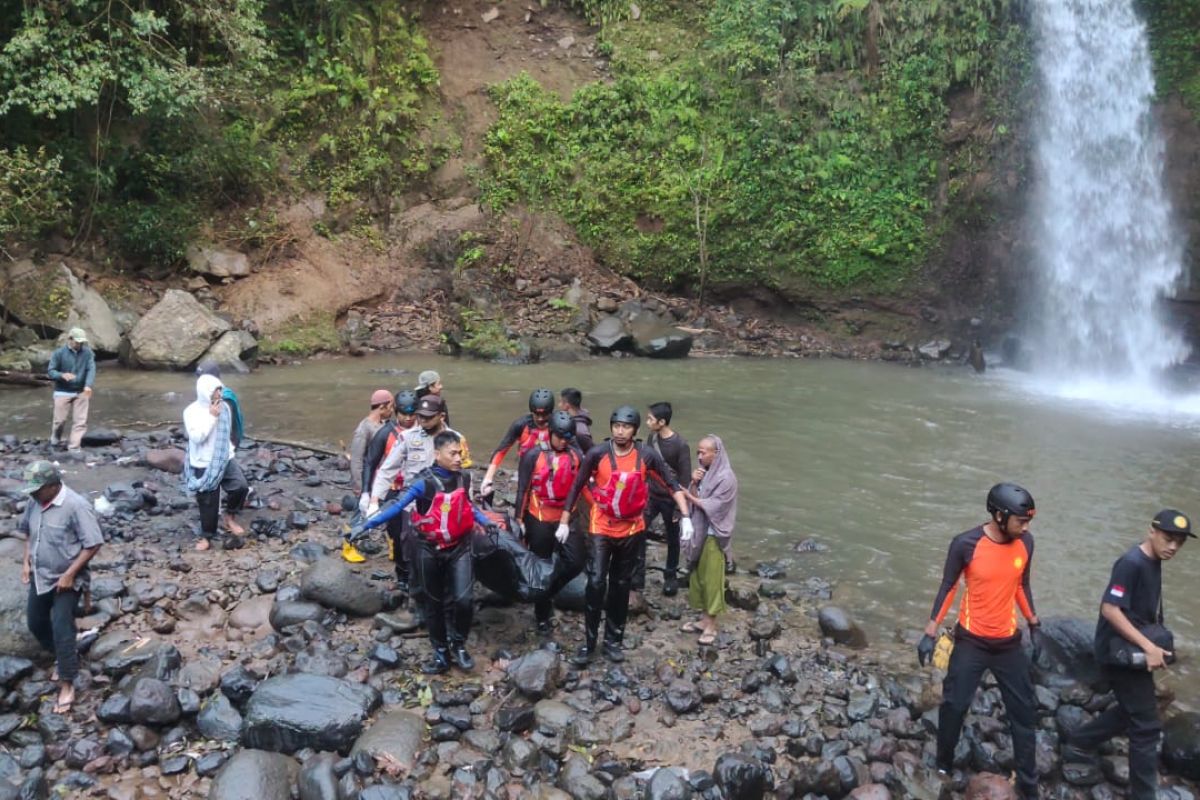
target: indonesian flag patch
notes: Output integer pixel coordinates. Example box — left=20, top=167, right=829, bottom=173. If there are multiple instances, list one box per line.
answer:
left=1109, top=585, right=1126, bottom=599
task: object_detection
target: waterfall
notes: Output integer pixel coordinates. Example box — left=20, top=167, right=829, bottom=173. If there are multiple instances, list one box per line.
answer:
left=1028, top=0, right=1188, bottom=382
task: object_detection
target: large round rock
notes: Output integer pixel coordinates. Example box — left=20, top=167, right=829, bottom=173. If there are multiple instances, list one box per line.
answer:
left=300, top=557, right=384, bottom=617
left=817, top=606, right=867, bottom=648
left=0, top=562, right=41, bottom=659
left=714, top=752, right=770, bottom=800
left=1163, top=711, right=1200, bottom=780
left=208, top=749, right=298, bottom=800
left=350, top=709, right=425, bottom=772
left=242, top=674, right=380, bottom=754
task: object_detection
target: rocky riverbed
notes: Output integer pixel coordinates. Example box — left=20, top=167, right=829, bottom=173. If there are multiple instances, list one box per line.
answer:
left=1, top=433, right=1199, bottom=800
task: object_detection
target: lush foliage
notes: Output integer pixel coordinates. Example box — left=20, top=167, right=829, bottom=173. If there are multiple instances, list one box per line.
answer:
left=1140, top=0, right=1200, bottom=113
left=0, top=0, right=440, bottom=269
left=482, top=0, right=1029, bottom=291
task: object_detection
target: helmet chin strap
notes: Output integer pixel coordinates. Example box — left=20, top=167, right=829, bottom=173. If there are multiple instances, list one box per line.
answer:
left=990, top=511, right=1014, bottom=542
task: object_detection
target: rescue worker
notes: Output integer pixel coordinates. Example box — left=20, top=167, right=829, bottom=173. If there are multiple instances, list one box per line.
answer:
left=1063, top=510, right=1192, bottom=800
left=352, top=431, right=494, bottom=674
left=917, top=483, right=1043, bottom=800
left=479, top=388, right=556, bottom=498
left=367, top=394, right=458, bottom=592
left=513, top=409, right=586, bottom=636
left=344, top=389, right=419, bottom=564
left=558, top=405, right=692, bottom=665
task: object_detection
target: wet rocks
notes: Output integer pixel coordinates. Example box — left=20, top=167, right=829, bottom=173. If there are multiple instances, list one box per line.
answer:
left=128, top=678, right=181, bottom=725
left=1038, top=616, right=1102, bottom=684
left=197, top=694, right=244, bottom=742
left=818, top=605, right=868, bottom=648
left=0, top=561, right=41, bottom=658
left=1164, top=712, right=1200, bottom=780
left=145, top=448, right=185, bottom=474
left=269, top=600, right=326, bottom=631
left=508, top=649, right=561, bottom=700
left=714, top=752, right=770, bottom=800
left=665, top=680, right=701, bottom=714
left=586, top=316, right=633, bottom=352
left=496, top=704, right=535, bottom=733
left=350, top=710, right=424, bottom=771
left=242, top=673, right=380, bottom=753
left=965, top=772, right=1018, bottom=799
left=646, top=766, right=692, bottom=800
left=300, top=557, right=384, bottom=616
left=209, top=749, right=298, bottom=800
left=0, top=657, right=33, bottom=688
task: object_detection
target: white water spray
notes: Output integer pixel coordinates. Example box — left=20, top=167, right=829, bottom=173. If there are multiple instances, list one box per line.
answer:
left=1028, top=0, right=1189, bottom=384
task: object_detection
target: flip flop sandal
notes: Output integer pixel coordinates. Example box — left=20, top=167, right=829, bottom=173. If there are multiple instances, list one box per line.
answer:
left=680, top=622, right=704, bottom=634
left=697, top=632, right=717, bottom=646
left=194, top=538, right=211, bottom=552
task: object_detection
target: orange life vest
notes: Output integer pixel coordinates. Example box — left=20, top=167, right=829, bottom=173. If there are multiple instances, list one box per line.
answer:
left=591, top=444, right=648, bottom=521
left=410, top=473, right=474, bottom=548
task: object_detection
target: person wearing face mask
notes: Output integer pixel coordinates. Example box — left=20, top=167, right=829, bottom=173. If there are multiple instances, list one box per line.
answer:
left=917, top=483, right=1043, bottom=800
left=557, top=405, right=691, bottom=666
left=183, top=374, right=249, bottom=551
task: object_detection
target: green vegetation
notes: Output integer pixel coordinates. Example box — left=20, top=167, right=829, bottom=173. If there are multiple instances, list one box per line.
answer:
left=480, top=0, right=1031, bottom=292
left=455, top=309, right=522, bottom=361
left=0, top=0, right=441, bottom=269
left=258, top=312, right=342, bottom=357
left=1140, top=0, right=1200, bottom=114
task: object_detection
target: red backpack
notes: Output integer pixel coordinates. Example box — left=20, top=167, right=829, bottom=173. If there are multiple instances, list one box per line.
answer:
left=531, top=445, right=578, bottom=509
left=592, top=444, right=649, bottom=520
left=410, top=473, right=475, bottom=548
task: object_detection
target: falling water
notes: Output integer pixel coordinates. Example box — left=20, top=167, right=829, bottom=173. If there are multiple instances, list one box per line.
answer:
left=1028, top=0, right=1189, bottom=385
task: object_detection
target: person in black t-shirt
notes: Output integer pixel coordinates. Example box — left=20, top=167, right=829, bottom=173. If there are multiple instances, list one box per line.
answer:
left=1064, top=509, right=1192, bottom=800
left=634, top=401, right=691, bottom=599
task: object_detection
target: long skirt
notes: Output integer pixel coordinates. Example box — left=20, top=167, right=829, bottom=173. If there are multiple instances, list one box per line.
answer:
left=687, top=537, right=727, bottom=617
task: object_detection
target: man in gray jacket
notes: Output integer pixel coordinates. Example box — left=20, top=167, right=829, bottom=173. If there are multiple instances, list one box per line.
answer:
left=47, top=328, right=96, bottom=452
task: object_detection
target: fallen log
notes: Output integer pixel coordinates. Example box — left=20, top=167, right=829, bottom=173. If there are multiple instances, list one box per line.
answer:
left=0, top=369, right=50, bottom=387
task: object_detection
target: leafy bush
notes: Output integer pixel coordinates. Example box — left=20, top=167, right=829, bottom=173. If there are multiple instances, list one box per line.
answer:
left=0, top=147, right=70, bottom=246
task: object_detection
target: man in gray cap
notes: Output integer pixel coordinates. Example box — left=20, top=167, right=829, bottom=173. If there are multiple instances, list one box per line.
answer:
left=19, top=461, right=104, bottom=713
left=47, top=327, right=96, bottom=453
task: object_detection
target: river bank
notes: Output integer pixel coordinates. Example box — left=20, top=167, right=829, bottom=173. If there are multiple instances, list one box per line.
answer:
left=1, top=434, right=1200, bottom=799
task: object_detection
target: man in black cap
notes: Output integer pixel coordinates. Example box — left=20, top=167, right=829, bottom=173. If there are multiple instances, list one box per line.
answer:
left=1064, top=509, right=1192, bottom=800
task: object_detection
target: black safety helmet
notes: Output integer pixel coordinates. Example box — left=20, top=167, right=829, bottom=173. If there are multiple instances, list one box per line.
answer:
left=610, top=404, right=641, bottom=432
left=394, top=390, right=419, bottom=415
left=529, top=388, right=555, bottom=414
left=986, top=482, right=1036, bottom=526
left=549, top=410, right=576, bottom=440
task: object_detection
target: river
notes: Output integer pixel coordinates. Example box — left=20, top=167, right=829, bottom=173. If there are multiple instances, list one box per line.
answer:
left=3, top=354, right=1199, bottom=704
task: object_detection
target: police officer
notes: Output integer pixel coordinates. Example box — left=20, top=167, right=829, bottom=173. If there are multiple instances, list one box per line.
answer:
left=918, top=483, right=1044, bottom=799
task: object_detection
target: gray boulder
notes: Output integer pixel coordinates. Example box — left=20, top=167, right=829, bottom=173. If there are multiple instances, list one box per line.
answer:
left=587, top=315, right=633, bottom=352
left=817, top=606, right=868, bottom=648
left=507, top=649, right=561, bottom=700
left=627, top=311, right=692, bottom=359
left=208, top=749, right=298, bottom=800
left=1037, top=616, right=1102, bottom=686
left=0, top=259, right=122, bottom=355
left=350, top=709, right=425, bottom=771
left=125, top=289, right=230, bottom=370
left=200, top=330, right=258, bottom=373
left=145, top=448, right=186, bottom=475
left=300, top=557, right=383, bottom=617
left=297, top=752, right=339, bottom=800
left=187, top=245, right=251, bottom=279
left=0, top=561, right=41, bottom=658
left=1163, top=711, right=1200, bottom=780
left=242, top=674, right=380, bottom=753
left=197, top=694, right=243, bottom=742
left=129, top=678, right=181, bottom=725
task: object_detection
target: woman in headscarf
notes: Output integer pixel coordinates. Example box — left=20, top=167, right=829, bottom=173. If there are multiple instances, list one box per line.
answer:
left=679, top=434, right=737, bottom=645
left=184, top=374, right=249, bottom=551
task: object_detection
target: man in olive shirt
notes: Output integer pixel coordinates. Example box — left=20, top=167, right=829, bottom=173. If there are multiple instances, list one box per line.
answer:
left=47, top=327, right=96, bottom=453
left=20, top=461, right=104, bottom=713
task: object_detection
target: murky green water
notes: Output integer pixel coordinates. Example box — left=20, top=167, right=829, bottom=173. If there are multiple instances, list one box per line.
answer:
left=4, top=354, right=1200, bottom=703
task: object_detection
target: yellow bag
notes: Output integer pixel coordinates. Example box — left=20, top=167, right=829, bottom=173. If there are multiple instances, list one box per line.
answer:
left=932, top=630, right=954, bottom=671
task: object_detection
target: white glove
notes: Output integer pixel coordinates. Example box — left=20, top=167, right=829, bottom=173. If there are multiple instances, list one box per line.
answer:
left=555, top=522, right=570, bottom=544
left=680, top=518, right=694, bottom=544
left=358, top=493, right=370, bottom=514
left=480, top=478, right=494, bottom=497
left=366, top=501, right=379, bottom=518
